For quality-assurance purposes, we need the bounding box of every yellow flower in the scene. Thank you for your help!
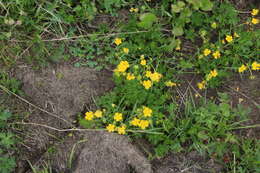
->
[251,9,259,16]
[221,39,225,44]
[138,120,149,130]
[114,61,129,73]
[142,80,152,89]
[114,38,122,46]
[143,106,152,117]
[126,73,135,80]
[94,110,103,118]
[130,118,140,126]
[210,69,218,77]
[123,47,129,54]
[106,124,115,132]
[203,48,211,56]
[129,7,139,13]
[212,50,221,59]
[175,46,181,50]
[85,111,94,120]
[114,112,123,122]
[234,32,239,38]
[238,64,247,73]
[197,80,206,90]
[165,81,177,87]
[140,59,146,66]
[117,125,126,135]
[225,35,233,43]
[145,71,152,78]
[252,18,259,24]
[211,22,217,29]
[149,72,162,82]
[252,61,260,70]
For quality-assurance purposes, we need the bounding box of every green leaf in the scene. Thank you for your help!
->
[200,0,213,11]
[171,4,181,13]
[177,1,186,8]
[138,13,157,29]
[172,26,184,36]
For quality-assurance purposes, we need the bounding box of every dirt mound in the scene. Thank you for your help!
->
[15,64,113,123]
[47,131,152,173]
[13,64,113,170]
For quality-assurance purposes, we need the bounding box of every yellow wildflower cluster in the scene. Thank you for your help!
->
[206,69,218,81]
[114,60,129,73]
[130,106,153,129]
[141,71,162,89]
[106,112,126,134]
[251,9,259,25]
[238,62,260,72]
[85,110,103,121]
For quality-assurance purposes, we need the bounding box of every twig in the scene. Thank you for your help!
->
[9,30,149,42]
[12,122,103,132]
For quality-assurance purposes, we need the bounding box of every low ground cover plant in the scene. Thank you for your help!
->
[0,0,259,172]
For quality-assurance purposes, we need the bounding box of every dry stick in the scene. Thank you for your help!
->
[225,86,259,107]
[0,84,72,126]
[13,122,102,132]
[9,30,149,43]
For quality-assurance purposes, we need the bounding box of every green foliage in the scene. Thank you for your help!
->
[0,72,22,95]
[1,0,259,172]
[138,13,157,29]
[0,109,16,173]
